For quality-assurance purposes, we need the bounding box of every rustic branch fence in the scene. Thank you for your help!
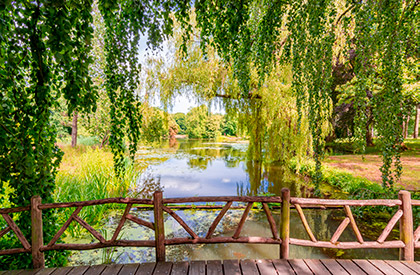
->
[0,188,418,269]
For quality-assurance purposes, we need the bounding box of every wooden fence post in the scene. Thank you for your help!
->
[399,190,414,261]
[154,191,165,262]
[31,196,45,269]
[280,188,290,259]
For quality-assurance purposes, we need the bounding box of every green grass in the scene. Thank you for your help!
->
[55,146,140,236]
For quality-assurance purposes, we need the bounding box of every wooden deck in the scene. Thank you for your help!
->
[2,259,420,275]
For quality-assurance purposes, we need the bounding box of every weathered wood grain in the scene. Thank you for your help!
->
[239,259,258,275]
[304,259,330,275]
[385,260,417,275]
[170,262,188,275]
[272,259,295,275]
[343,205,363,244]
[223,260,241,275]
[335,259,365,275]
[330,217,350,244]
[153,262,172,275]
[134,262,156,275]
[368,260,401,275]
[256,260,277,275]
[295,204,317,243]
[206,260,222,275]
[188,261,205,275]
[352,260,383,275]
[119,264,140,275]
[262,203,279,240]
[288,259,312,274]
[100,264,123,275]
[319,260,347,275]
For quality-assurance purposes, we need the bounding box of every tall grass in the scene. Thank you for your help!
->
[55,146,140,236]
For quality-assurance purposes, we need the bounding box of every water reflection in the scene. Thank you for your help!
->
[66,139,401,265]
[134,139,309,198]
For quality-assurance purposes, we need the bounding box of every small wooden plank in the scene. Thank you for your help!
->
[66,266,89,274]
[272,259,295,275]
[377,210,403,243]
[188,261,205,275]
[295,204,317,242]
[2,270,23,275]
[83,265,106,275]
[330,218,350,244]
[352,260,383,275]
[153,262,172,275]
[223,260,241,275]
[344,205,363,243]
[256,259,277,275]
[15,270,39,275]
[206,260,222,275]
[100,265,124,275]
[335,260,365,275]
[171,262,189,275]
[288,259,313,274]
[34,268,57,275]
[119,264,140,275]
[262,203,279,239]
[384,261,417,275]
[135,263,156,275]
[304,259,331,275]
[319,260,348,274]
[401,261,420,274]
[368,260,402,275]
[240,259,258,275]
[49,267,74,275]
[206,202,232,239]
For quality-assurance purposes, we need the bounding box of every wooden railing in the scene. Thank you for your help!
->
[0,189,418,269]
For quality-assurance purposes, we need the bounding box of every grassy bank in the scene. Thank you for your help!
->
[55,145,140,236]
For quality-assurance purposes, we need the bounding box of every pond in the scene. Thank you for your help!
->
[67,139,400,266]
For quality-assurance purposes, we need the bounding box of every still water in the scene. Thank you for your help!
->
[68,139,400,266]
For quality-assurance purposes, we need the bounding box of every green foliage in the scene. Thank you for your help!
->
[220,116,238,136]
[173,113,187,135]
[185,105,221,139]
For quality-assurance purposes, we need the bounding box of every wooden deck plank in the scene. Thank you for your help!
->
[206,260,222,275]
[352,260,383,275]
[368,260,402,275]
[288,259,312,275]
[16,270,40,275]
[2,271,22,275]
[34,268,57,275]
[188,261,205,275]
[153,262,172,275]
[223,260,240,275]
[67,266,89,275]
[83,265,106,275]
[385,261,417,275]
[49,267,73,275]
[119,264,140,275]
[402,261,420,274]
[304,259,331,275]
[170,262,189,275]
[239,259,258,275]
[256,259,277,275]
[272,259,295,275]
[319,260,348,275]
[100,265,123,275]
[335,260,365,275]
[135,263,156,275]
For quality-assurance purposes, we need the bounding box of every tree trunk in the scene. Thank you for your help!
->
[366,123,374,147]
[71,111,78,148]
[403,116,410,139]
[414,104,419,139]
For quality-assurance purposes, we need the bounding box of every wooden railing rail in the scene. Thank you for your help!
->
[0,189,417,269]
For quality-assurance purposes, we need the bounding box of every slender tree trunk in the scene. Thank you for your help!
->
[403,116,410,139]
[71,111,78,148]
[366,123,374,147]
[414,104,419,139]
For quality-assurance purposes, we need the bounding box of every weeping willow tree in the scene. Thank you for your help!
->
[0,0,418,268]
